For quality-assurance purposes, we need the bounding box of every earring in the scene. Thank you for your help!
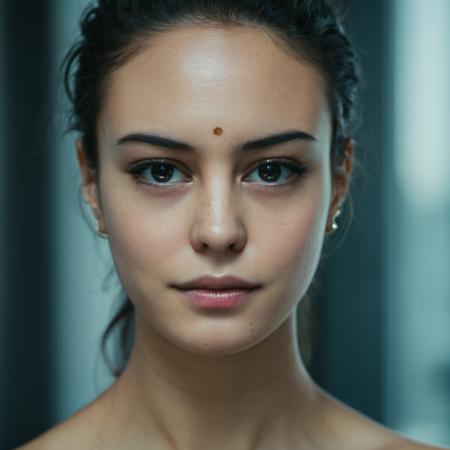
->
[95,220,108,239]
[327,208,342,234]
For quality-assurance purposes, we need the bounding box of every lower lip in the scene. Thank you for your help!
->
[176,288,258,309]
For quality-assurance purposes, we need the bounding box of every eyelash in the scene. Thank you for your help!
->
[127,158,309,190]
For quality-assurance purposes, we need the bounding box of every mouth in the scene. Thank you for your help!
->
[173,287,260,309]
[172,274,261,290]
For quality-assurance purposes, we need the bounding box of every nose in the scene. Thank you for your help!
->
[189,178,247,255]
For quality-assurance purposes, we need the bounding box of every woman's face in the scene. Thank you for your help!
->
[80,25,342,355]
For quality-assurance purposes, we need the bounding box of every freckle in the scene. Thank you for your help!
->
[213,127,223,136]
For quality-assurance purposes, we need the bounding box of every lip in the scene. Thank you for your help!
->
[172,275,261,291]
[175,288,258,309]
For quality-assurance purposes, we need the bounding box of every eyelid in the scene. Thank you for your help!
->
[129,157,187,171]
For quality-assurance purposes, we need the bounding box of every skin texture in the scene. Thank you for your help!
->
[16,25,446,450]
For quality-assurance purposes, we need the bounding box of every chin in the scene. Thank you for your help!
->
[161,319,270,357]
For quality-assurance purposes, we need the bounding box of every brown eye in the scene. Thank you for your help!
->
[257,162,282,182]
[150,161,175,183]
[128,159,189,188]
[245,159,308,186]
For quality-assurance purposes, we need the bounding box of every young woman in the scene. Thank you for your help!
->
[17,1,448,449]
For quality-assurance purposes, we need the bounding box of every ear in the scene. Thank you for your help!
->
[327,139,354,229]
[76,139,107,233]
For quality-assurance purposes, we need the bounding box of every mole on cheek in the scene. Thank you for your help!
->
[213,127,223,136]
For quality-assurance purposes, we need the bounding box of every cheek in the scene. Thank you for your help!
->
[99,183,184,287]
[256,190,328,299]
[97,164,181,288]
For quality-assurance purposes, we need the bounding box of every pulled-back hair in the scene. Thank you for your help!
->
[62,0,361,377]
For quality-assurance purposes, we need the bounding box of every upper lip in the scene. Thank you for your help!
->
[173,275,261,291]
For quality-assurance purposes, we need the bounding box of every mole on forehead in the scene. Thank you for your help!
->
[213,127,223,136]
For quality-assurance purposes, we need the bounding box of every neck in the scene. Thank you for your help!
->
[100,312,321,450]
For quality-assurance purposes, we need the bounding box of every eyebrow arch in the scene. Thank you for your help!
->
[116,129,317,153]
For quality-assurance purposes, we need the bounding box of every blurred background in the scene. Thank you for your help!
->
[1,0,449,448]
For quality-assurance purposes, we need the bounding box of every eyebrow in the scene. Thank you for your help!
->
[116,129,317,153]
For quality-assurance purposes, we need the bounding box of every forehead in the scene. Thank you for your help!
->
[99,25,331,146]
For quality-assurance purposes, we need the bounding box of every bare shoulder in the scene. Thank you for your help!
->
[13,423,71,450]
[312,386,449,450]
[379,438,450,450]
[13,398,105,450]
[13,422,79,450]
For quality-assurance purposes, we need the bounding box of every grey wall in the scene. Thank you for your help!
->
[50,0,118,426]
[310,0,388,422]
[0,0,7,439]
[383,0,450,444]
[1,1,55,448]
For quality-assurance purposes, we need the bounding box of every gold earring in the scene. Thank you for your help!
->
[95,220,108,239]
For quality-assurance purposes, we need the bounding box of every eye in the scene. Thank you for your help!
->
[127,158,308,190]
[244,159,309,187]
[128,159,189,188]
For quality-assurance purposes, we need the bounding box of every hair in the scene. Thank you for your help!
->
[61,0,362,378]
